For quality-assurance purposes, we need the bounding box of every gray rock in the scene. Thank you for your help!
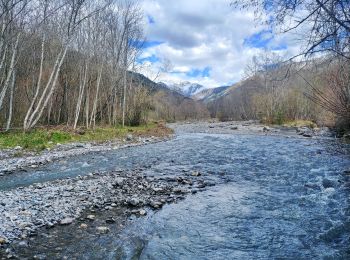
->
[105,218,116,224]
[139,209,147,216]
[302,133,313,138]
[191,171,201,177]
[17,241,28,248]
[86,215,95,221]
[60,218,74,225]
[127,197,140,207]
[263,126,270,132]
[322,178,337,189]
[96,226,110,234]
[149,201,163,209]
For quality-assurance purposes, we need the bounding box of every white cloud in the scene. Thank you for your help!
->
[139,0,303,88]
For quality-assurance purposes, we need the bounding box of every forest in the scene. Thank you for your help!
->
[0,0,349,137]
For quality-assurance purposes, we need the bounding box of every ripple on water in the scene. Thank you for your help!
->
[2,133,350,259]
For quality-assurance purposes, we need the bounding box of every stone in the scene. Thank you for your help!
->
[139,209,147,216]
[152,187,164,193]
[96,226,110,234]
[80,223,88,229]
[127,197,139,207]
[302,133,313,138]
[0,237,7,245]
[191,171,201,177]
[149,201,162,209]
[105,218,116,224]
[230,126,238,130]
[86,215,95,221]
[113,177,124,187]
[75,129,85,135]
[46,222,55,229]
[60,218,74,225]
[17,241,28,248]
[322,178,337,189]
[126,134,133,141]
[263,126,270,132]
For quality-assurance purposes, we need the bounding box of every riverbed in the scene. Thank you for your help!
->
[1,122,349,259]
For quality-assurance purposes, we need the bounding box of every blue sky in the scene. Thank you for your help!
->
[138,0,298,88]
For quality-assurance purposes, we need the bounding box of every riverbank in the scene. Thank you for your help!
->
[170,120,334,138]
[0,122,173,175]
[0,168,211,252]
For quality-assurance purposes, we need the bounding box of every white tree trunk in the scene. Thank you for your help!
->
[5,69,15,131]
[73,62,88,129]
[23,35,45,130]
[0,33,20,111]
[25,46,68,130]
[89,66,102,128]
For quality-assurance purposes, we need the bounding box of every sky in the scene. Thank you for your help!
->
[137,0,302,88]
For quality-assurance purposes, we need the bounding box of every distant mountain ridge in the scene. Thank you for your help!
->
[193,85,231,102]
[161,81,205,97]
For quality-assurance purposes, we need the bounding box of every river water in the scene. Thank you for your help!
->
[2,131,350,259]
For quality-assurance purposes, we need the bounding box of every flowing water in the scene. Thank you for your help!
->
[2,131,350,259]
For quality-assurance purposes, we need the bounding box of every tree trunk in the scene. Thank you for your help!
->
[5,69,15,131]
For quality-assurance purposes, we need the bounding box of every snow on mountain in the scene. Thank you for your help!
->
[193,85,231,102]
[161,81,205,97]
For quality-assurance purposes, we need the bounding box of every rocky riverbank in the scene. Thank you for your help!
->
[0,167,212,257]
[0,135,170,176]
[170,120,335,138]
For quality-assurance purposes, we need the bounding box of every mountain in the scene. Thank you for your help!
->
[161,81,205,97]
[193,85,231,102]
[128,72,210,121]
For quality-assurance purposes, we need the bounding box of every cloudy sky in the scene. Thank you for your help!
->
[138,0,302,88]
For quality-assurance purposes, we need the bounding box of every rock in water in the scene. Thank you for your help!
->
[139,209,147,216]
[322,178,337,189]
[60,218,74,225]
[302,133,313,138]
[263,126,270,132]
[191,171,201,177]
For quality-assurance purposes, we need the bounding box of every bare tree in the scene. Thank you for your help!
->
[232,0,350,59]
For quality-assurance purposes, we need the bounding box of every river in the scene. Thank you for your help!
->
[1,126,350,259]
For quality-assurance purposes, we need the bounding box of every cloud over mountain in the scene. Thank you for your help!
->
[139,0,301,88]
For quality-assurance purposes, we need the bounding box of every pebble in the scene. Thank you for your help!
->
[191,171,201,177]
[105,218,116,224]
[60,218,74,225]
[139,209,147,216]
[0,237,7,244]
[96,227,110,234]
[80,224,88,229]
[86,215,96,221]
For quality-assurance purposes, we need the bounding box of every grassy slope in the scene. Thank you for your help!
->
[0,122,173,151]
